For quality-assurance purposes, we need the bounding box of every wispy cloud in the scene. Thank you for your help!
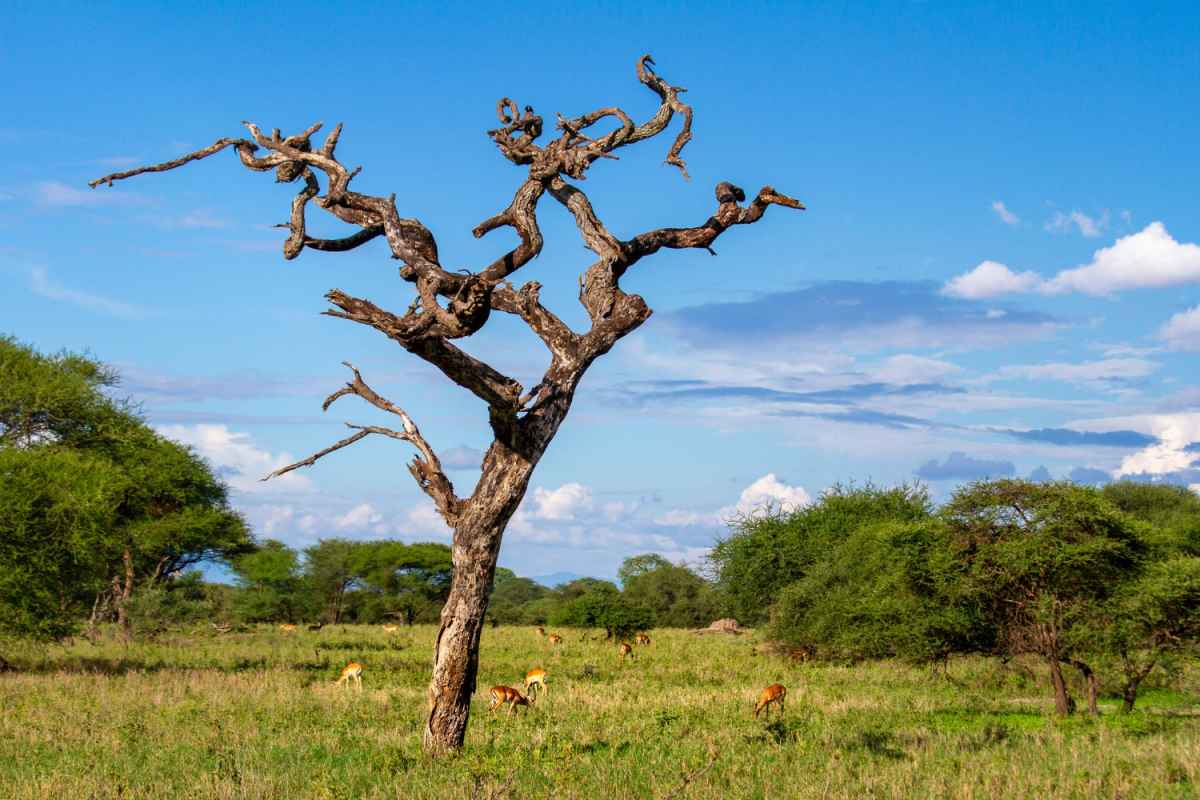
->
[155,423,313,493]
[34,180,144,208]
[991,200,1020,226]
[28,266,146,318]
[1045,208,1109,238]
[915,451,1015,481]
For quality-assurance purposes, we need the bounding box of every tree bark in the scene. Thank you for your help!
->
[116,546,135,642]
[422,450,534,754]
[1048,657,1074,716]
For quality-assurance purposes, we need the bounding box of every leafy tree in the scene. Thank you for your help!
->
[1090,556,1200,712]
[352,541,452,624]
[549,580,652,639]
[0,447,122,640]
[768,519,987,663]
[125,571,225,636]
[939,480,1142,715]
[303,539,361,623]
[710,483,933,624]
[619,554,718,628]
[1102,482,1200,555]
[487,568,549,625]
[231,540,307,622]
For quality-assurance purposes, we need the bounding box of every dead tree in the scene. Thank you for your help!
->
[90,55,804,754]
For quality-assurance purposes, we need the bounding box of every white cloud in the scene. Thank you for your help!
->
[1043,222,1200,295]
[653,509,713,527]
[335,503,385,532]
[529,483,594,520]
[155,424,312,493]
[1191,484,1200,496]
[1078,413,1200,479]
[942,260,1043,299]
[726,473,811,518]
[991,201,1019,226]
[1045,209,1108,238]
[987,358,1159,386]
[1160,306,1200,351]
[29,266,145,319]
[871,354,961,385]
[943,223,1200,298]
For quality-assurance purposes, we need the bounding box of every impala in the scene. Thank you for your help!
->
[278,624,298,633]
[618,642,634,660]
[535,626,546,637]
[337,662,364,690]
[754,684,787,719]
[524,668,548,697]
[488,686,533,717]
[548,634,563,645]
[382,624,399,634]
[635,633,651,646]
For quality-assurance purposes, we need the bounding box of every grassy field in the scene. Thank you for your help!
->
[1,626,1198,799]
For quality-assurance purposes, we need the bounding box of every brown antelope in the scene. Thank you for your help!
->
[488,685,533,717]
[619,642,635,660]
[382,624,399,634]
[548,633,563,646]
[336,662,364,690]
[524,668,548,697]
[278,623,298,633]
[635,633,651,646]
[753,683,787,719]
[535,626,546,637]
[307,622,324,632]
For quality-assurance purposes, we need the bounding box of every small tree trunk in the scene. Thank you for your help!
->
[116,547,135,642]
[1048,657,1074,716]
[1067,659,1099,715]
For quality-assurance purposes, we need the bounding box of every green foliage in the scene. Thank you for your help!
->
[125,571,226,635]
[231,540,308,623]
[0,447,123,639]
[1102,481,1200,555]
[710,483,933,624]
[620,555,719,628]
[549,580,652,638]
[487,569,549,625]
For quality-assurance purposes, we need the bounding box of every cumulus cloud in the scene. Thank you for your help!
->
[529,483,594,520]
[1045,209,1108,238]
[991,201,1020,226]
[155,424,312,492]
[727,474,811,516]
[1160,306,1200,351]
[943,223,1200,298]
[941,261,1043,299]
[915,452,1015,481]
[334,503,386,532]
[1090,413,1200,480]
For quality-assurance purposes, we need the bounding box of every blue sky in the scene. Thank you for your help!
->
[3,1,1199,579]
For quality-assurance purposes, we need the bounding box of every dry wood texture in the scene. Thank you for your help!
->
[90,55,804,754]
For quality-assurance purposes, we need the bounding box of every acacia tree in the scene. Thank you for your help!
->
[90,55,803,753]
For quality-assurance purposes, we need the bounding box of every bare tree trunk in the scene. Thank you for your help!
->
[116,547,135,642]
[423,452,533,754]
[1067,659,1098,715]
[1048,657,1074,716]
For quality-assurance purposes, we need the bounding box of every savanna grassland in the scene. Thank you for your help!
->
[1,626,1197,800]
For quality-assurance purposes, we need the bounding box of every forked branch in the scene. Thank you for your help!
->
[264,362,462,523]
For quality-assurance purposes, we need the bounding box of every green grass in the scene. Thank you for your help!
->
[1,626,1198,799]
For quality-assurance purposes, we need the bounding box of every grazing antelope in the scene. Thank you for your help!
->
[524,668,548,697]
[535,626,546,637]
[488,685,533,717]
[548,633,563,646]
[336,662,364,690]
[618,642,635,660]
[278,624,298,633]
[635,633,651,646]
[210,622,233,634]
[307,622,324,632]
[753,683,787,719]
[382,624,399,634]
